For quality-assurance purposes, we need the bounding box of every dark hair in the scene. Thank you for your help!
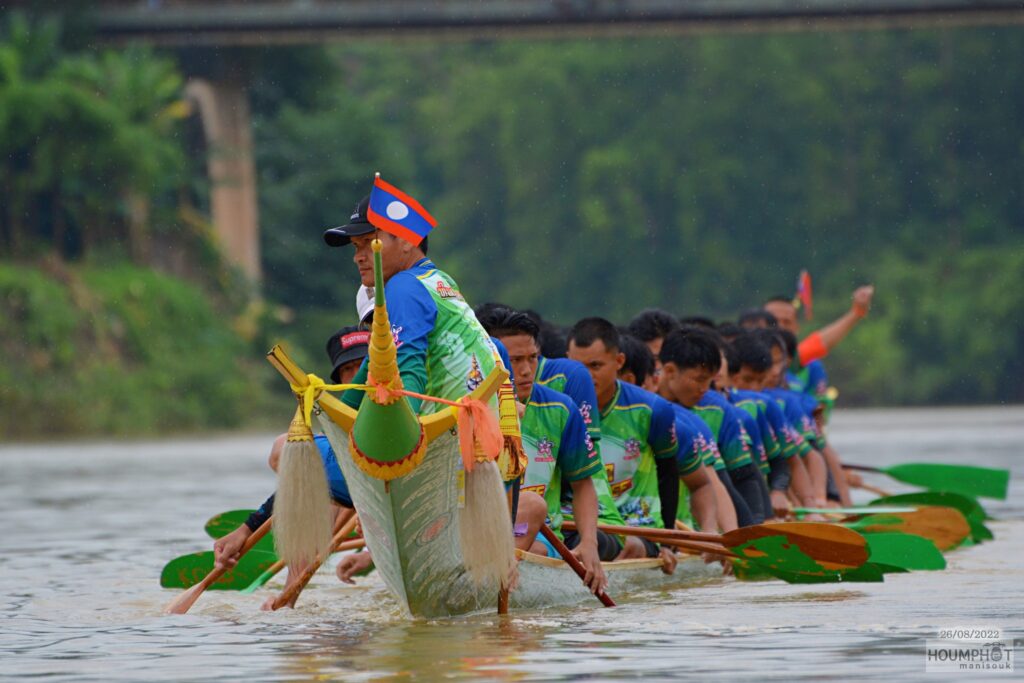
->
[475,301,512,321]
[717,322,743,342]
[569,317,620,352]
[730,332,773,374]
[678,315,715,330]
[618,333,656,386]
[738,308,778,329]
[521,308,567,358]
[723,340,740,375]
[477,306,539,342]
[753,328,786,355]
[627,308,680,343]
[659,327,722,373]
[777,329,799,360]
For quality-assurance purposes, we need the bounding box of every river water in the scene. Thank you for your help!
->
[2,406,1021,681]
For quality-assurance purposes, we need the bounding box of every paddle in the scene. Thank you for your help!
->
[794,506,916,516]
[269,512,361,610]
[538,524,616,607]
[861,532,946,570]
[571,521,870,572]
[844,463,1009,500]
[205,509,277,554]
[869,491,993,542]
[161,549,277,590]
[843,506,971,552]
[164,517,272,615]
[204,509,256,538]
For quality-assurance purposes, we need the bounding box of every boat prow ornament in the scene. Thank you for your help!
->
[265,238,518,616]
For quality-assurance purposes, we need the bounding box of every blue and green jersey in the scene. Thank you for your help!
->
[599,381,679,528]
[693,390,754,471]
[521,383,620,535]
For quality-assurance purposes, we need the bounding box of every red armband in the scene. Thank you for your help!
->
[798,331,828,366]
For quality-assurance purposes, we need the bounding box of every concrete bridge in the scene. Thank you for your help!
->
[14,1,1022,283]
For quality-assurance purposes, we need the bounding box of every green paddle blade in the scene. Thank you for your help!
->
[205,509,257,538]
[869,492,994,543]
[160,549,278,590]
[869,492,987,522]
[759,562,886,584]
[863,532,946,571]
[881,463,1009,500]
[204,510,277,553]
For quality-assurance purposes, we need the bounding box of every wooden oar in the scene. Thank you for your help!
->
[204,509,257,538]
[269,512,361,610]
[794,506,916,516]
[161,549,277,590]
[869,491,993,542]
[843,506,971,552]
[854,482,892,498]
[538,525,615,607]
[568,521,869,571]
[844,463,1009,500]
[164,517,272,615]
[861,532,946,571]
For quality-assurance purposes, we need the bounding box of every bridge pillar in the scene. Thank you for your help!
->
[185,77,261,284]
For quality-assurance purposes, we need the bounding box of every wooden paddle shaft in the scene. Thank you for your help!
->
[538,525,615,608]
[164,516,273,614]
[271,512,361,610]
[660,538,739,559]
[564,521,727,547]
[843,464,882,473]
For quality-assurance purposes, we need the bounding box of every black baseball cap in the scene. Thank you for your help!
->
[326,325,370,382]
[323,195,375,247]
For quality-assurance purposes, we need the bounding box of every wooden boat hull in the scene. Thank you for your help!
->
[320,414,717,617]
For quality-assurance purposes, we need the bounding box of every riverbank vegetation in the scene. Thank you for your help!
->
[1,11,1021,436]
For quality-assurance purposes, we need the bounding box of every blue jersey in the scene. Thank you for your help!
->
[671,404,720,474]
[730,396,768,472]
[316,434,353,507]
[787,359,828,399]
[732,388,797,461]
[694,390,754,470]
[763,388,816,458]
[536,356,600,444]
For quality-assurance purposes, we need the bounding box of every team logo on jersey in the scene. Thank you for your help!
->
[611,477,633,496]
[391,324,404,349]
[668,421,678,446]
[465,354,484,392]
[578,402,593,426]
[535,438,555,463]
[435,280,462,300]
[584,432,597,459]
[623,438,642,461]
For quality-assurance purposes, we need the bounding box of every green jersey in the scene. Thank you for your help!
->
[599,381,679,528]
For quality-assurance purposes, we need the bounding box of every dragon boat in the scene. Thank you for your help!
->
[266,240,718,618]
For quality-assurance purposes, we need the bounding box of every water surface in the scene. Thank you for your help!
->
[2,407,1021,681]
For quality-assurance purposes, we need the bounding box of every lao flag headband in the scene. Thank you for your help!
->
[366,175,436,246]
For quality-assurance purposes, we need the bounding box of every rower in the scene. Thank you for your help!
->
[756,329,834,509]
[567,318,682,572]
[616,333,722,534]
[723,333,805,519]
[212,326,368,607]
[656,327,770,527]
[480,308,610,594]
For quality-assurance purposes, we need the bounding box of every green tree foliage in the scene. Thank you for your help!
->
[0,12,186,260]
[254,29,1023,405]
